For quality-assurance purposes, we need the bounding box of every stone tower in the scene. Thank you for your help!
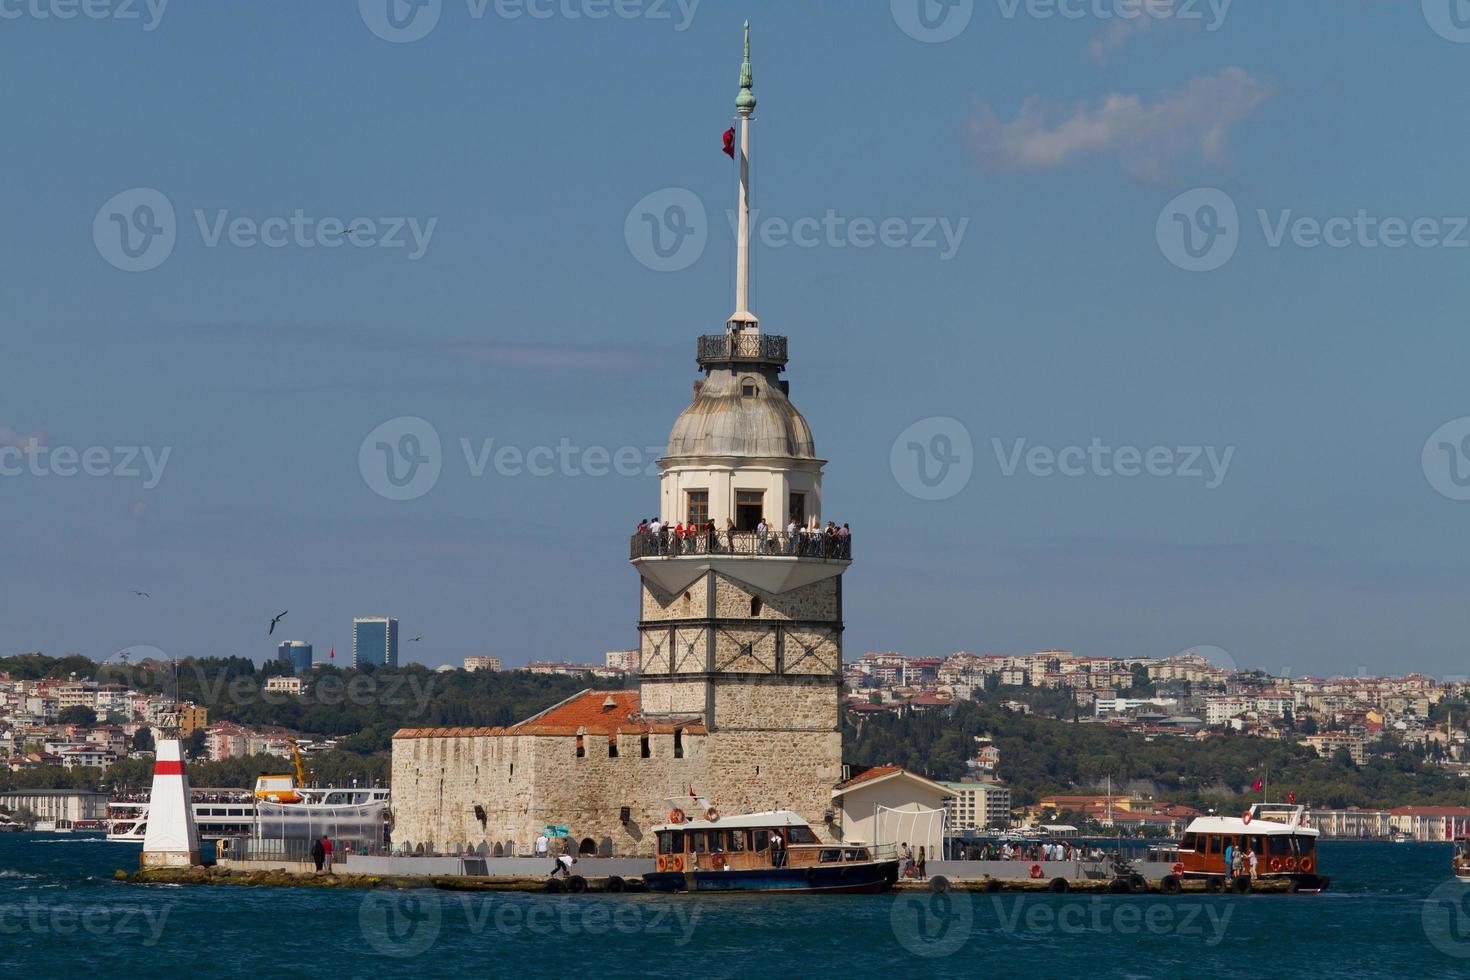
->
[631,23,849,761]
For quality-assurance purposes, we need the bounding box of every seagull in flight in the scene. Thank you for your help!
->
[268,610,288,635]
[131,591,149,598]
[408,635,423,642]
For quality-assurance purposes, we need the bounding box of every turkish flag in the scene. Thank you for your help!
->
[1252,778,1263,792]
[329,647,335,659]
[1288,791,1296,804]
[722,127,735,158]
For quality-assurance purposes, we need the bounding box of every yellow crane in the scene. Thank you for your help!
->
[252,736,308,804]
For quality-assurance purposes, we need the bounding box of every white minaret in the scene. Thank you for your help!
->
[730,19,757,332]
[140,724,202,868]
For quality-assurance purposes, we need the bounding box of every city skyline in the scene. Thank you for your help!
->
[7,5,1470,677]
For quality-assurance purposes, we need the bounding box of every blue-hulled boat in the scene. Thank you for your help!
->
[642,808,899,894]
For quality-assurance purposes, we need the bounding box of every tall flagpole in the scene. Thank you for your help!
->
[731,20,757,331]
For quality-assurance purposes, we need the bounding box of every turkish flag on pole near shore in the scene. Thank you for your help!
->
[1252,778,1263,793]
[329,647,335,660]
[722,127,735,158]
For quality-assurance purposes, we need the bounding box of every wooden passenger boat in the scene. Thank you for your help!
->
[1176,804,1329,893]
[643,808,899,894]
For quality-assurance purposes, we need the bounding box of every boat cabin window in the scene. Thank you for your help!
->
[818,849,843,863]
[786,826,819,845]
[657,831,684,855]
[688,831,709,854]
[845,849,865,862]
[1266,836,1292,857]
[729,830,747,852]
[1179,833,1197,852]
[753,830,769,852]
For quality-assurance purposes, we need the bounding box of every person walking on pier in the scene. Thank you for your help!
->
[323,836,334,874]
[550,853,576,878]
[916,846,927,881]
[310,836,326,873]
[1223,839,1235,881]
[536,832,550,858]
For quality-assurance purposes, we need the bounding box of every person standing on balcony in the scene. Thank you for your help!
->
[705,520,716,553]
[838,523,851,558]
[786,517,798,555]
[756,517,769,554]
[725,517,737,552]
[649,516,664,555]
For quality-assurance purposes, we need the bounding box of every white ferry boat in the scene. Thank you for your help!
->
[108,782,389,844]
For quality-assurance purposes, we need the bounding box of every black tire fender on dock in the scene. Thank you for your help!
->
[1287,877,1302,894]
[1128,875,1148,894]
[804,866,817,882]
[604,875,625,893]
[1204,877,1223,893]
[983,879,1002,893]
[1159,875,1182,895]
[1109,878,1130,894]
[929,875,950,894]
[545,878,565,894]
[567,875,588,894]
[1232,876,1251,894]
[1048,877,1069,894]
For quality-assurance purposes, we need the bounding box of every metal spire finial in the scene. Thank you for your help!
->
[736,20,755,113]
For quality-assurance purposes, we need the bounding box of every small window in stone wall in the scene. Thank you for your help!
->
[640,734,651,758]
[608,737,618,758]
[750,596,762,616]
[674,728,684,759]
[576,735,585,758]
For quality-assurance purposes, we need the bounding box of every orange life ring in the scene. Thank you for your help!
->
[669,808,686,824]
[1171,862,1185,876]
[711,853,726,870]
[1298,856,1313,873]
[656,855,666,872]
[1269,857,1282,872]
[671,855,683,872]
[1283,856,1298,872]
[706,807,719,822]
[1241,810,1252,825]
[1029,863,1043,879]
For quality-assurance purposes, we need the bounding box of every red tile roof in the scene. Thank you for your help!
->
[834,765,902,789]
[393,690,707,740]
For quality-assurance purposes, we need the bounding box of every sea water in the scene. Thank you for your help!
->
[0,834,1466,978]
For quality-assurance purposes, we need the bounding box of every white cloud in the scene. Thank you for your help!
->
[966,67,1269,181]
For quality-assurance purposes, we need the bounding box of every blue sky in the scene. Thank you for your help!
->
[4,1,1470,678]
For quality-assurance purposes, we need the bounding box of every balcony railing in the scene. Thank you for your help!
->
[631,530,851,561]
[696,333,788,366]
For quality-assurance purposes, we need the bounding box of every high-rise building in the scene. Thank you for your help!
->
[352,617,399,669]
[276,641,313,674]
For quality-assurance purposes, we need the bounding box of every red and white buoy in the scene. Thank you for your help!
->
[140,738,201,868]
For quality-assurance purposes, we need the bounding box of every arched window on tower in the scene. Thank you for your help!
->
[741,379,758,397]
[750,596,762,616]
